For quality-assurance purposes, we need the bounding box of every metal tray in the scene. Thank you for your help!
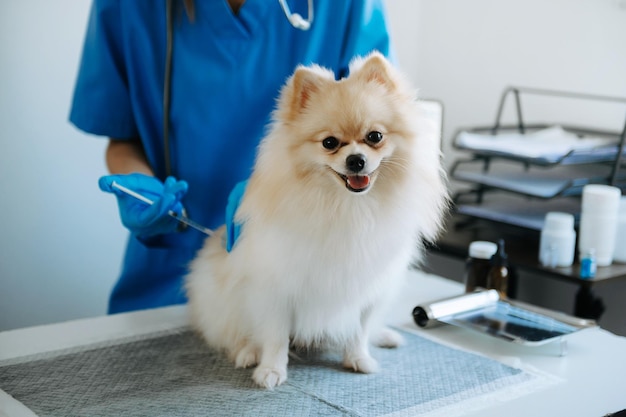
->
[413,290,596,346]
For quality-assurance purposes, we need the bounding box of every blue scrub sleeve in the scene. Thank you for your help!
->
[69,0,139,138]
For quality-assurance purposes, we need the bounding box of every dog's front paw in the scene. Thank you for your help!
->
[252,366,287,389]
[343,354,380,374]
[371,327,405,348]
[234,344,259,369]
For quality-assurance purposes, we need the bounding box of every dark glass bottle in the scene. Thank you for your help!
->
[487,239,509,298]
[464,241,498,293]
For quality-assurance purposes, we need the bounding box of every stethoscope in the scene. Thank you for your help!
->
[278,0,314,31]
[162,0,314,176]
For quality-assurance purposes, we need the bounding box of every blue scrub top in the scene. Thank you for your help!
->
[70,0,394,314]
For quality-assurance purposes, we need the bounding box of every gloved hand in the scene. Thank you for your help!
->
[99,173,188,239]
[225,180,248,252]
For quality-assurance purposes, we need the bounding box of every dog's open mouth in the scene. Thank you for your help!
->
[337,173,372,193]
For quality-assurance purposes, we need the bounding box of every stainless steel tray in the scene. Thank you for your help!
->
[413,290,597,346]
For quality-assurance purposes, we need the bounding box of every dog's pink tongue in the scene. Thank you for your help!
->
[347,175,370,190]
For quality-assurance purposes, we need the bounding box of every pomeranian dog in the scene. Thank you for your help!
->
[186,52,448,389]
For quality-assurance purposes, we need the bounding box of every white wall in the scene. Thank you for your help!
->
[386,0,626,165]
[1,0,625,331]
[0,1,126,330]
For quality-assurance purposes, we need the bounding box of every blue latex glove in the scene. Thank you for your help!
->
[225,180,248,252]
[99,173,188,239]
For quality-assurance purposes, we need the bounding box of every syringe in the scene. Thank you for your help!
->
[111,181,213,236]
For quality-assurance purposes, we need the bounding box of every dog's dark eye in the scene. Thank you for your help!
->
[366,131,383,144]
[322,136,340,150]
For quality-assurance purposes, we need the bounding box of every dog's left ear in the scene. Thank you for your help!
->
[353,52,396,91]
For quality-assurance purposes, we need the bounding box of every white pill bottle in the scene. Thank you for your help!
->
[539,212,576,268]
[613,197,626,263]
[578,184,621,267]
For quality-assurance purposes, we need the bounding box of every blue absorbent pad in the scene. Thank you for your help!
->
[0,328,549,416]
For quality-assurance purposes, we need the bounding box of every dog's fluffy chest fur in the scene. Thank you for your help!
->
[225,202,415,348]
[246,190,415,308]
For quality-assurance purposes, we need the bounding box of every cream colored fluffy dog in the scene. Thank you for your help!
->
[186,52,448,389]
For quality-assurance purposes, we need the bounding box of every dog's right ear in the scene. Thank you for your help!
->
[284,65,332,121]
[351,52,397,92]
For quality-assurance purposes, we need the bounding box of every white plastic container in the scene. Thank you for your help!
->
[578,185,621,267]
[539,212,576,267]
[613,197,626,263]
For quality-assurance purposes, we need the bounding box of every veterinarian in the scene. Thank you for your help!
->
[70,0,395,314]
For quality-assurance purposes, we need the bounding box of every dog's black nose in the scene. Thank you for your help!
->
[346,154,366,173]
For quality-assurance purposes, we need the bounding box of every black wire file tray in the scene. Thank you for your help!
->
[450,87,626,229]
[452,160,626,200]
[454,124,626,166]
